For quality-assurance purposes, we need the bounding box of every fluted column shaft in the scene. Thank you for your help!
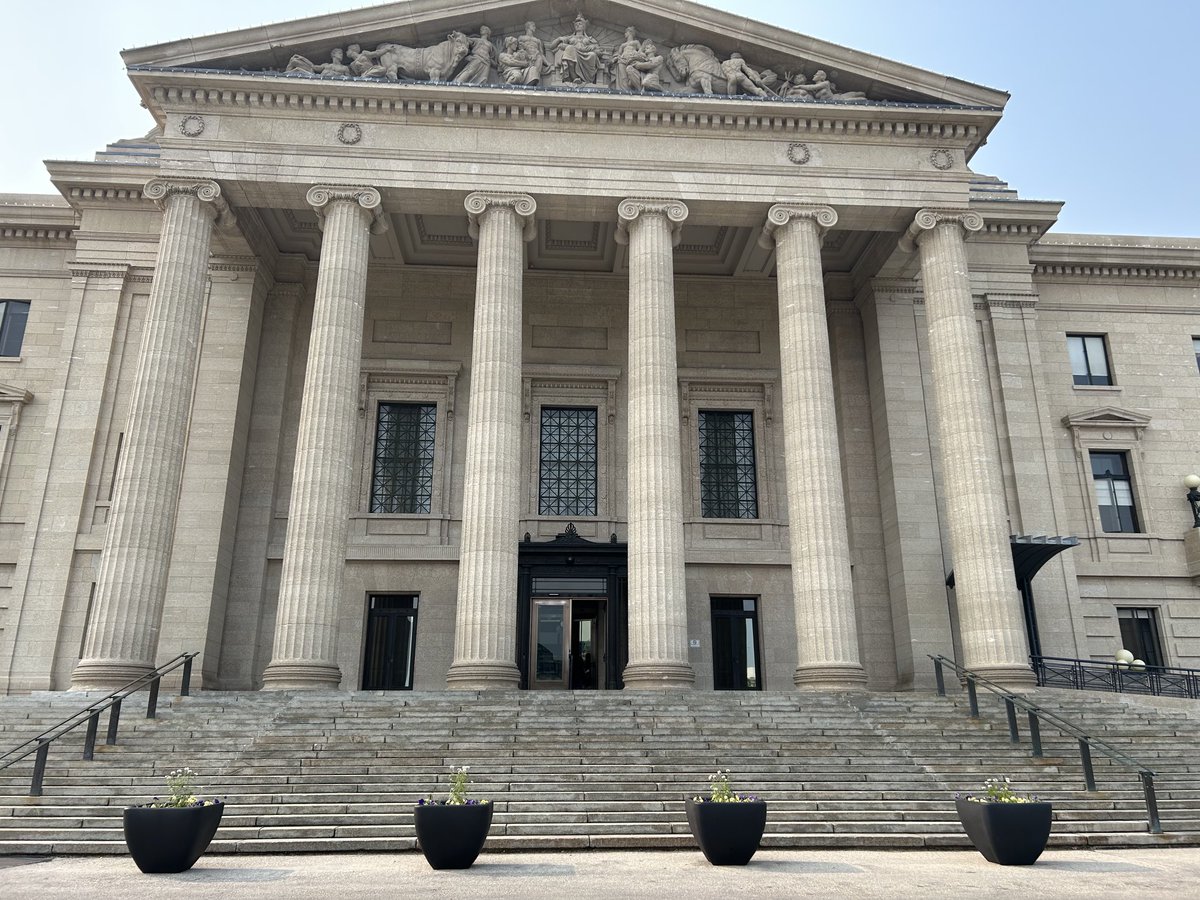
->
[72,180,231,690]
[262,186,386,690]
[447,192,536,690]
[762,205,867,690]
[618,199,695,689]
[907,209,1033,686]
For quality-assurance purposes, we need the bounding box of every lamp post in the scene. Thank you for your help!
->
[1185,474,1200,528]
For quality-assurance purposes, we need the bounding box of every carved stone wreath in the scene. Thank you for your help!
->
[337,123,363,146]
[786,142,812,166]
[930,148,954,170]
[178,115,205,138]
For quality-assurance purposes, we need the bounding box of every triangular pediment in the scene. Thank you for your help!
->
[121,0,1007,108]
[1062,407,1152,431]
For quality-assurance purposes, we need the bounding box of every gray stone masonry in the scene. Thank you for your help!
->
[71,180,232,690]
[448,193,536,690]
[263,187,386,691]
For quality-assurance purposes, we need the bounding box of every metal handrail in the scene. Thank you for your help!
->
[1033,654,1200,700]
[929,654,1161,834]
[0,652,197,796]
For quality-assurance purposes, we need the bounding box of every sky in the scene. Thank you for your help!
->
[3,0,1198,237]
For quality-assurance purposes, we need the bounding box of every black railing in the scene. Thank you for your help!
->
[1033,655,1200,700]
[930,655,1161,834]
[0,652,197,797]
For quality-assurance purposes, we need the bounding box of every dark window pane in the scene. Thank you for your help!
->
[711,597,761,691]
[1193,337,1200,374]
[362,594,419,690]
[1118,608,1164,668]
[0,301,30,357]
[698,411,758,519]
[539,407,598,516]
[370,403,436,514]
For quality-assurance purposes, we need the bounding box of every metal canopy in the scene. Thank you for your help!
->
[945,534,1080,589]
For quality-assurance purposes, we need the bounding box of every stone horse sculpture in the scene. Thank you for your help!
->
[375,31,471,82]
[666,45,729,95]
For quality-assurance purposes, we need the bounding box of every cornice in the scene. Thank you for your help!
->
[134,69,996,148]
[0,226,74,242]
[1032,263,1200,282]
[1030,236,1200,282]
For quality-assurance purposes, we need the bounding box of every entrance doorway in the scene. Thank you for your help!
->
[529,598,606,689]
[518,525,627,690]
[361,594,418,690]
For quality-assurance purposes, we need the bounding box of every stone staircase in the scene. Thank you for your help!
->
[1,687,1198,855]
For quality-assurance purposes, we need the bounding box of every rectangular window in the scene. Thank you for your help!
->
[1091,451,1139,533]
[538,406,598,516]
[698,410,758,519]
[370,403,436,514]
[1193,337,1200,373]
[1117,607,1164,669]
[1067,334,1111,386]
[0,301,30,357]
[711,597,762,690]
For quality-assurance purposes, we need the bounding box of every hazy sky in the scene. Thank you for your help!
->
[4,1,1197,236]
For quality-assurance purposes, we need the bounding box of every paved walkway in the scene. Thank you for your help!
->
[2,848,1198,899]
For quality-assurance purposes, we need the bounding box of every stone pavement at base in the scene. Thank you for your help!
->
[2,849,1199,899]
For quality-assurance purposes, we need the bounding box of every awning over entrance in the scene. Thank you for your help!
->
[945,534,1080,658]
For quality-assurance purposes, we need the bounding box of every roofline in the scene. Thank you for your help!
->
[120,0,1009,109]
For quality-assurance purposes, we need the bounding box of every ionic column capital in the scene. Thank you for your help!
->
[306,185,389,235]
[465,191,538,242]
[901,208,984,251]
[143,178,235,230]
[615,198,688,247]
[758,203,838,249]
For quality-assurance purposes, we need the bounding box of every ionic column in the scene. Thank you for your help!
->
[761,204,867,690]
[262,186,387,690]
[617,198,695,689]
[446,192,537,690]
[904,209,1033,686]
[72,179,233,690]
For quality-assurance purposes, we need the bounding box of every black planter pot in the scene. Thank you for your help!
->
[955,798,1053,865]
[684,798,767,866]
[414,802,493,869]
[122,801,224,874]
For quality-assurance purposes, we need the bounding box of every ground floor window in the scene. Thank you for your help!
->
[711,597,762,690]
[362,594,418,690]
[1117,607,1164,668]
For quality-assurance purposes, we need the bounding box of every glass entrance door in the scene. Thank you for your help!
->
[529,598,606,689]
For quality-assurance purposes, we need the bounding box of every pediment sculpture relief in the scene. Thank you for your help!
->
[276,15,876,102]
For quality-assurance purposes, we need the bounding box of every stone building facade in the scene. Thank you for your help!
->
[0,0,1197,696]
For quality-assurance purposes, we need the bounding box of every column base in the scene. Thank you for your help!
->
[260,660,342,691]
[793,663,869,691]
[622,661,695,690]
[966,662,1037,689]
[445,660,521,691]
[70,658,154,692]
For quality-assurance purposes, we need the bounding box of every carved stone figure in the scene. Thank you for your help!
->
[613,27,643,92]
[720,53,769,97]
[550,14,602,85]
[782,73,815,99]
[285,48,352,77]
[375,31,471,82]
[346,44,387,79]
[806,70,866,101]
[499,35,537,85]
[517,21,549,86]
[453,26,495,84]
[628,40,667,93]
